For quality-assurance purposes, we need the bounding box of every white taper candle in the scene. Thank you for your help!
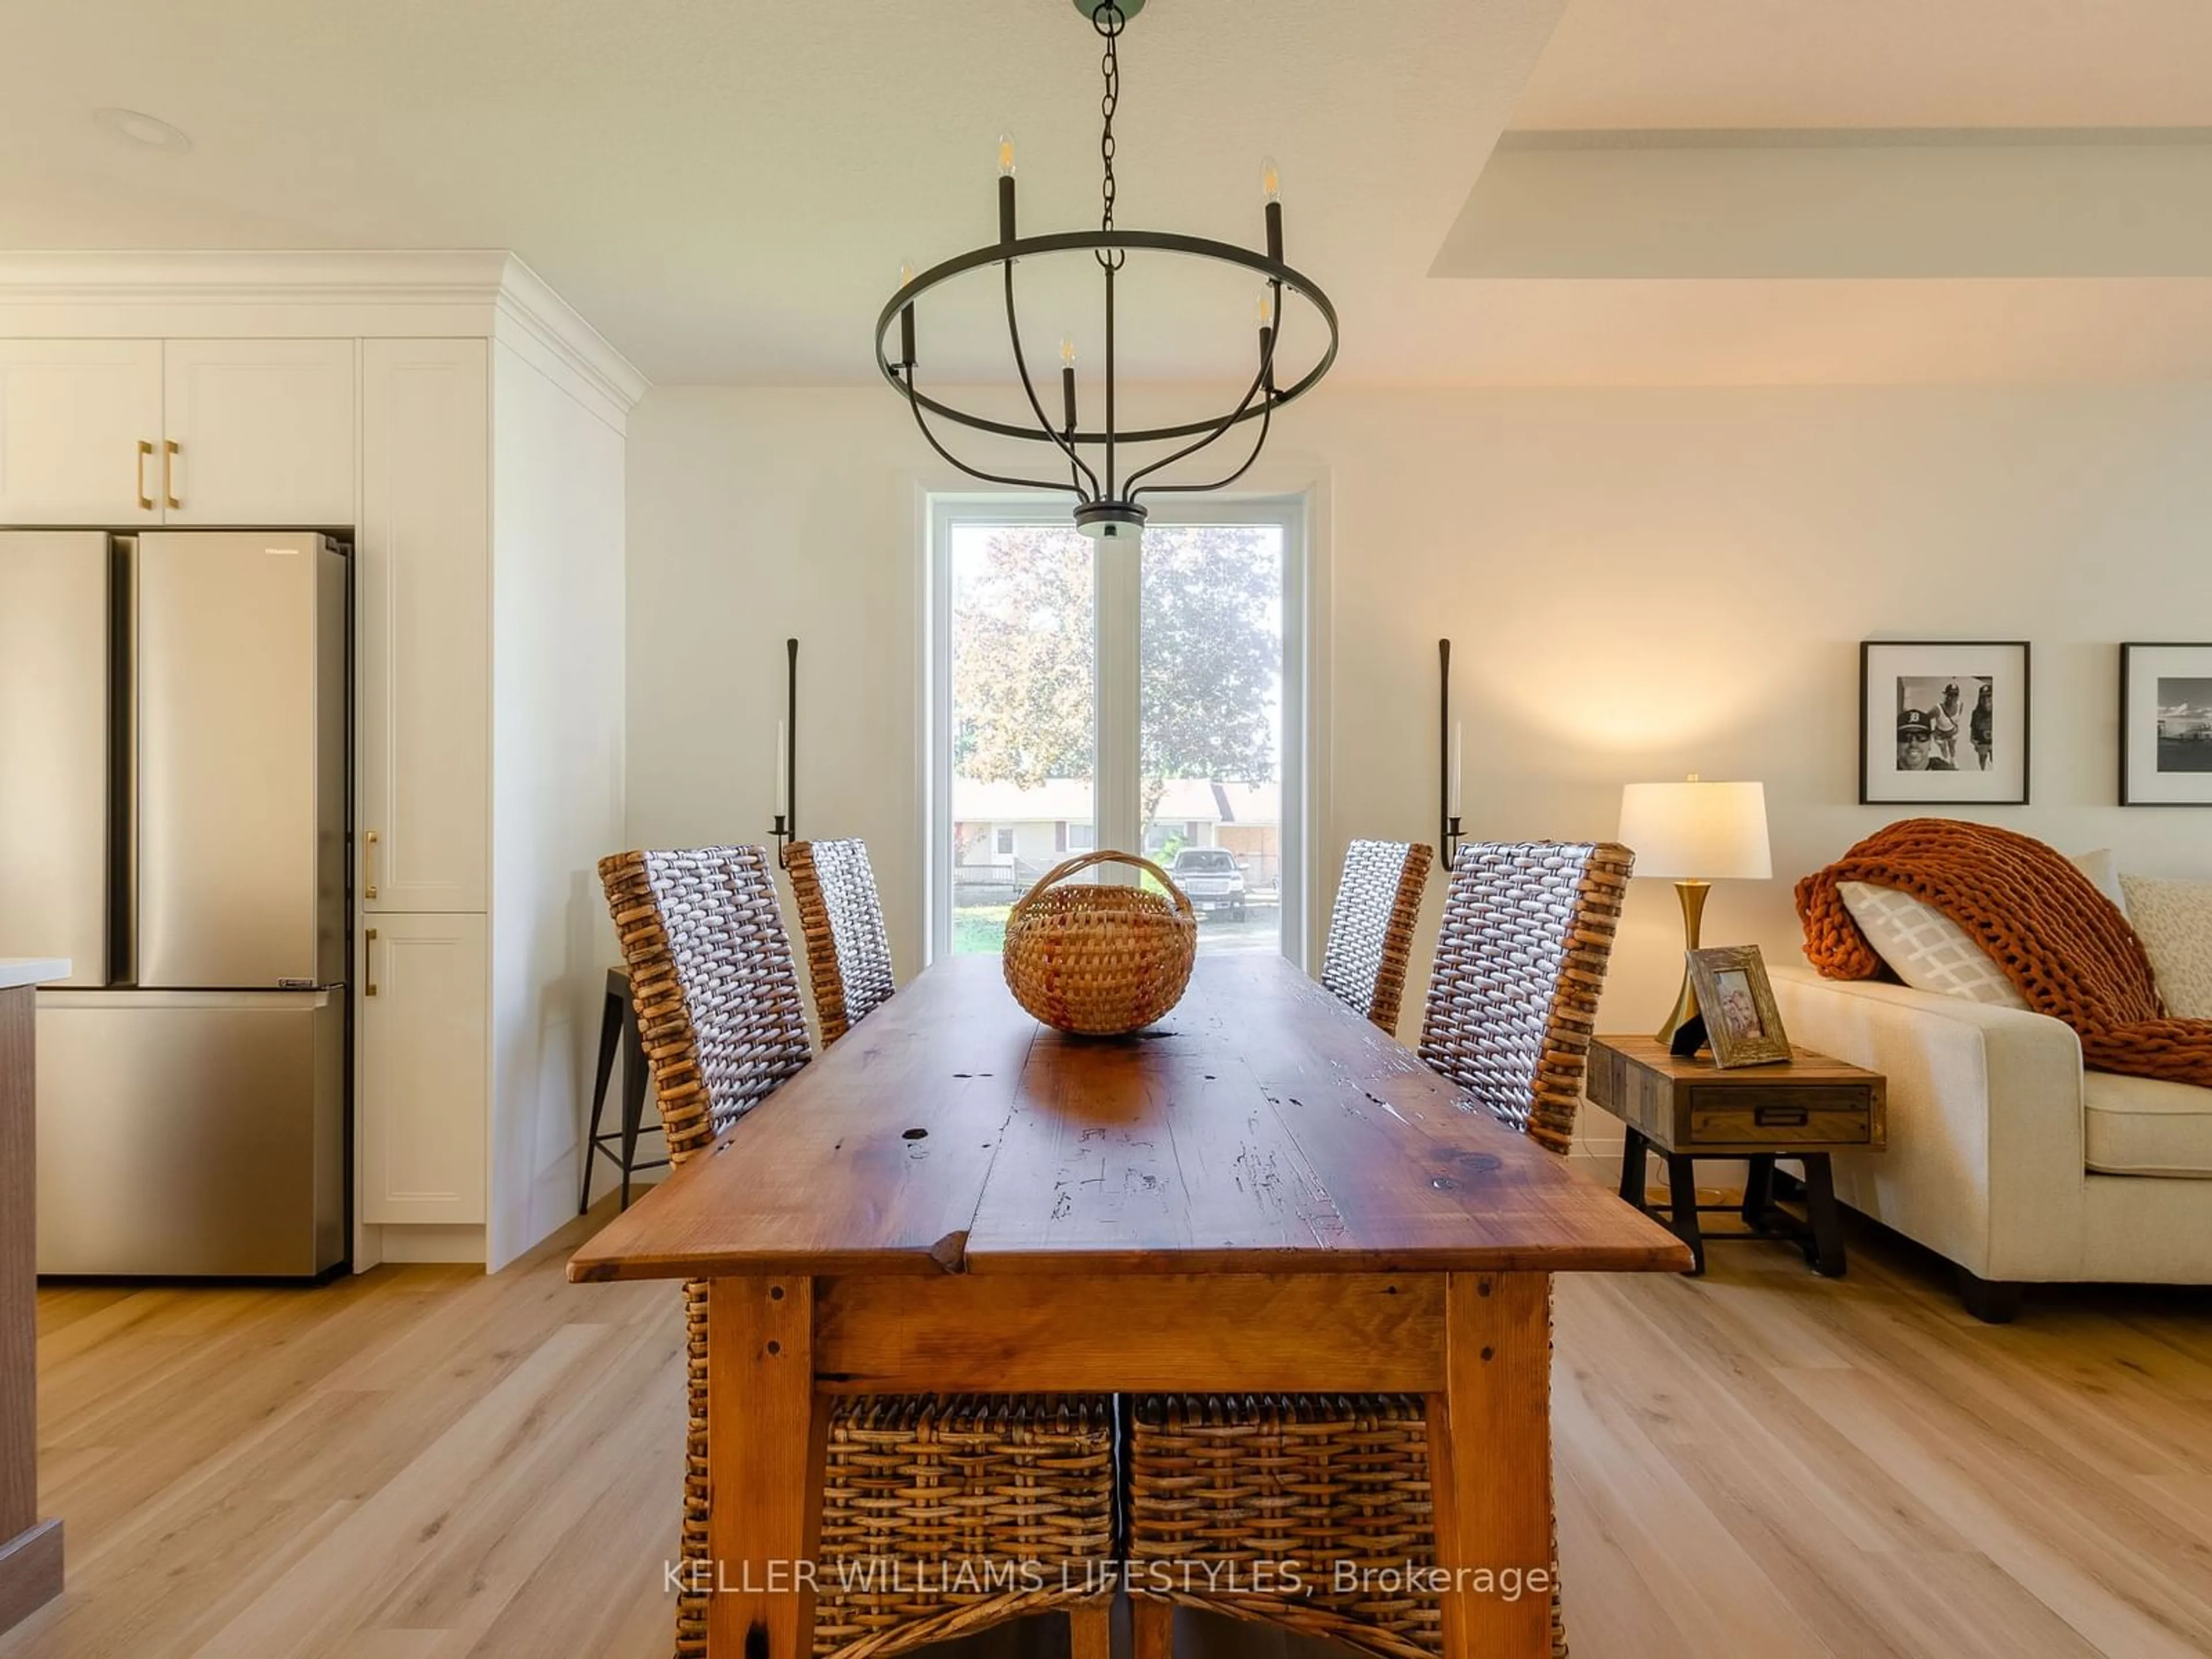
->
[774,719,789,819]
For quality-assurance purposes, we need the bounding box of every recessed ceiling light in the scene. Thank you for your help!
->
[93,107,192,154]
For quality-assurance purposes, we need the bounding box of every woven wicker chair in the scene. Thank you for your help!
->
[785,838,896,1046]
[598,845,1115,1659]
[1127,840,1635,1659]
[1319,838,1434,1032]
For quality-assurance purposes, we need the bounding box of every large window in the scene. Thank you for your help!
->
[931,499,1305,965]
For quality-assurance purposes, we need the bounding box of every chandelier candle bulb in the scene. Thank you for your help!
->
[996,131,1018,243]
[774,720,788,820]
[1060,339,1078,433]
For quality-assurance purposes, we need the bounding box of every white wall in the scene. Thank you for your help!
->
[489,341,627,1267]
[627,382,2212,1139]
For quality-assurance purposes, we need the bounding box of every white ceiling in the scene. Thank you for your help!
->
[1512,0,2212,130]
[3,1,2211,388]
[0,0,1563,386]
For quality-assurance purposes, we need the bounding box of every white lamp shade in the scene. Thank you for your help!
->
[1618,781,1772,881]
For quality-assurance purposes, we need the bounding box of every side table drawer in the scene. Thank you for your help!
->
[1688,1085,1873,1146]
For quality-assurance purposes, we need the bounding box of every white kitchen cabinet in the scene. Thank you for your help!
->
[358,339,490,914]
[359,911,488,1225]
[161,339,355,525]
[0,254,641,1272]
[0,339,163,524]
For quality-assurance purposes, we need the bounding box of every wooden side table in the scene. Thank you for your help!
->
[1585,1035,1886,1278]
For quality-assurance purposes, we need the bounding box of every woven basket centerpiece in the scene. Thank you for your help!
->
[1002,850,1198,1035]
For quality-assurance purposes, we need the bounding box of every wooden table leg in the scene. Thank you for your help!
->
[1428,1272,1553,1659]
[707,1277,830,1659]
[1131,1596,1173,1659]
[1071,1604,1115,1659]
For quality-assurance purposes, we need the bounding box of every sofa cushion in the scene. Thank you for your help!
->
[2085,1070,2212,1178]
[2118,874,2212,1020]
[1838,880,2029,1009]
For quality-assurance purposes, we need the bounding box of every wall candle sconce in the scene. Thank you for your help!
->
[1438,638,1464,871]
[770,637,797,867]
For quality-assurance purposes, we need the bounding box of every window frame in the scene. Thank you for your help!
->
[927,493,1310,968]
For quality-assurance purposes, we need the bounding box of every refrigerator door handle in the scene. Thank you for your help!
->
[112,535,137,986]
[365,927,378,997]
[364,829,378,900]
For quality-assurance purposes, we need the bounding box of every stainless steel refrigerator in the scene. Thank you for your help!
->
[0,530,348,1277]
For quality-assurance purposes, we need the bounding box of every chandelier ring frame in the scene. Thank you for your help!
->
[874,227,1339,449]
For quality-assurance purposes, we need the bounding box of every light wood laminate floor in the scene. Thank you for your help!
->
[3,1199,2209,1659]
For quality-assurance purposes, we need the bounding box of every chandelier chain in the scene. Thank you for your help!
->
[1093,3,1126,266]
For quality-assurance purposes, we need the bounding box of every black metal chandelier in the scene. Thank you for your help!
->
[875,0,1338,542]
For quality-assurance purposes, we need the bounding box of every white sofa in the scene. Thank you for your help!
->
[1770,964,2212,1321]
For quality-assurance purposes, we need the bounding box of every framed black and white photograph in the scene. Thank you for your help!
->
[1860,641,2030,805]
[2121,642,2212,806]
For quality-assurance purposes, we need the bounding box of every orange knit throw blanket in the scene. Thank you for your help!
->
[1797,818,2212,1088]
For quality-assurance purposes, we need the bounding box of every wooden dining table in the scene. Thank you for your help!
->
[570,952,1691,1659]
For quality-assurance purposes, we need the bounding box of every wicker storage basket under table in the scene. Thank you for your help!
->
[813,1395,1116,1659]
[1001,850,1198,1035]
[1128,1385,1566,1659]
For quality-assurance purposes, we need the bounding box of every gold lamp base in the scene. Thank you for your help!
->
[1655,879,1711,1048]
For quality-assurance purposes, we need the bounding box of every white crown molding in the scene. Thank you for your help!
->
[0,249,649,412]
[490,253,650,418]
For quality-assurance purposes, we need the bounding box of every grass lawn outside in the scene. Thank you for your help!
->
[953,904,1012,954]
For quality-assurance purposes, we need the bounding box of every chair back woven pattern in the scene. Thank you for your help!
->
[1320,839,1434,1032]
[599,844,812,1659]
[786,838,897,1046]
[600,845,1114,1659]
[599,844,811,1161]
[1417,840,1634,1156]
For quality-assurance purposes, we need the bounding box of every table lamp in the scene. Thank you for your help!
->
[1618,777,1772,1046]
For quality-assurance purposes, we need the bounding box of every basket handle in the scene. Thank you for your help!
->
[1010,849,1196,922]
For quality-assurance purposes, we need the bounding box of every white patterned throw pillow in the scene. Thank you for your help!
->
[2118,876,2212,1020]
[1838,880,2029,1009]
[2071,849,2130,918]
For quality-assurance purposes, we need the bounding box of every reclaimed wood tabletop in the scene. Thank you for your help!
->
[569,952,1687,1284]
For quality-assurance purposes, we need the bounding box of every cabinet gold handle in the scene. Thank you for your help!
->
[366,927,378,997]
[162,439,181,509]
[136,440,154,511]
[364,830,378,900]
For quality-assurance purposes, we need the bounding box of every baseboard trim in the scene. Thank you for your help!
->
[376,1224,487,1266]
[0,1517,63,1635]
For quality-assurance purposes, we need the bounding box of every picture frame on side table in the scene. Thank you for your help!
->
[2120,642,2212,806]
[1861,639,2030,805]
[1685,944,1794,1069]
